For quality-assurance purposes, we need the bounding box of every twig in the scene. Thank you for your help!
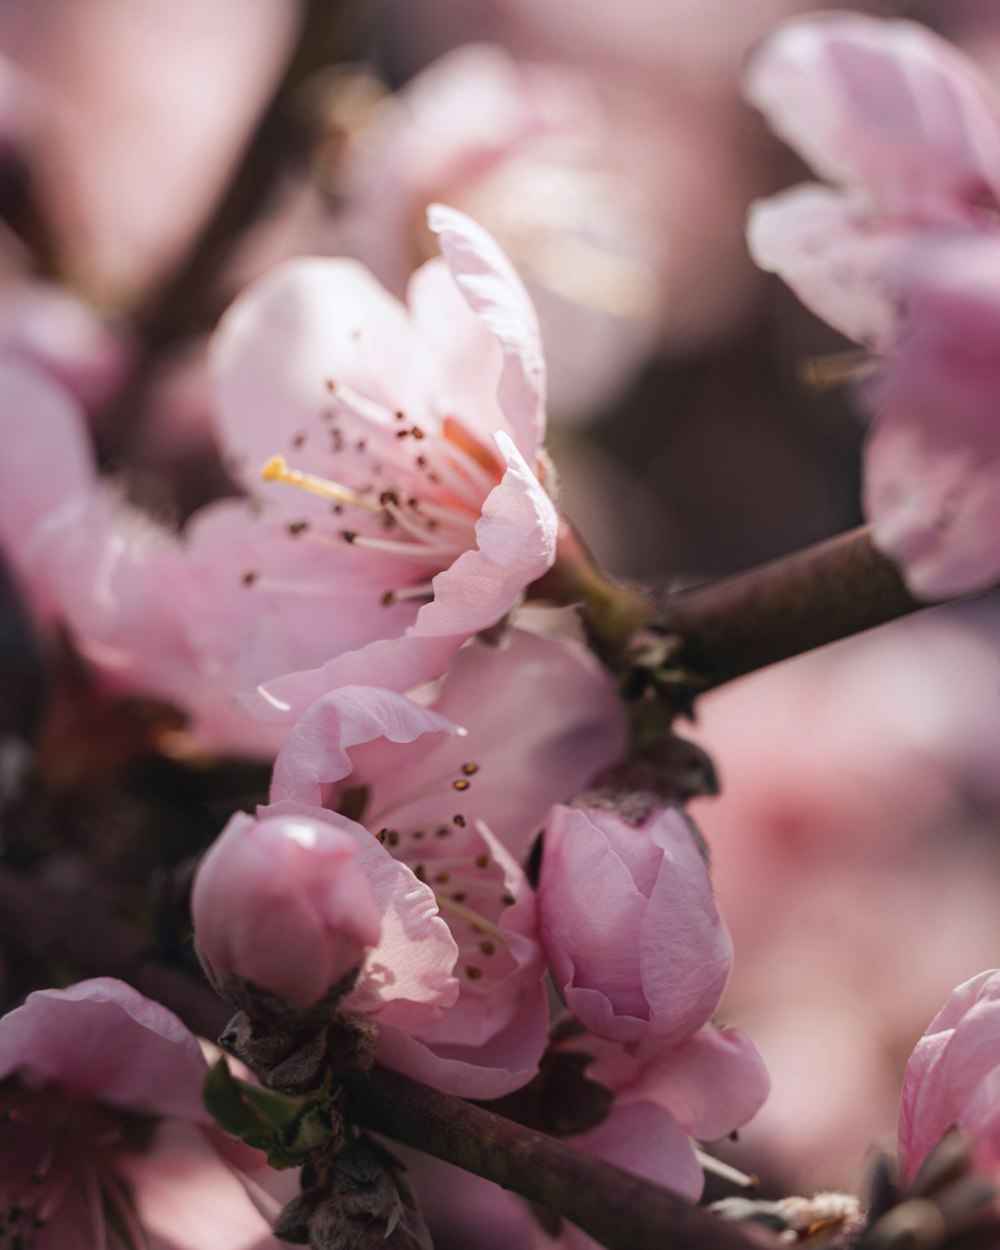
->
[662,525,938,688]
[341,1065,765,1250]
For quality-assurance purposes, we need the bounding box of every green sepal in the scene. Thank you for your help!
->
[203,1057,339,1168]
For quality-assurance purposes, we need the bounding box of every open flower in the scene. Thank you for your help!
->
[745,13,1000,597]
[0,207,560,754]
[202,202,558,722]
[0,977,288,1249]
[253,628,627,1097]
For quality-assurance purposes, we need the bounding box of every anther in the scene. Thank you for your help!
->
[474,854,490,870]
[292,432,307,449]
[453,815,466,827]
[242,570,259,586]
[452,778,471,792]
[465,965,484,980]
[381,591,396,607]
[479,940,496,956]
[461,762,480,776]
[342,531,357,544]
[287,521,309,536]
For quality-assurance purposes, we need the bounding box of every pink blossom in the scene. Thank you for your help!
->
[899,970,1000,1183]
[0,358,286,758]
[538,802,731,1052]
[745,13,1000,348]
[260,628,627,1096]
[0,0,299,308]
[864,236,1000,597]
[745,14,1000,597]
[0,977,286,1249]
[192,810,383,1015]
[206,204,559,719]
[307,44,664,419]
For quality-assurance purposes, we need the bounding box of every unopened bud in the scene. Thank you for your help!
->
[192,811,381,1021]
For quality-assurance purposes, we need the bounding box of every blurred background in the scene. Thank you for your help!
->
[0,0,998,1209]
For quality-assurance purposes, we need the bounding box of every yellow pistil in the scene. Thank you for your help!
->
[260,455,383,513]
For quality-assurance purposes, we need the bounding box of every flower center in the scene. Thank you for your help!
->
[0,1080,151,1250]
[246,382,505,607]
[364,762,516,986]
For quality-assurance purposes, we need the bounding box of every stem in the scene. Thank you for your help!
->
[663,525,933,688]
[341,1065,764,1250]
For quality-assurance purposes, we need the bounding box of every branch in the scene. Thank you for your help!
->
[662,525,942,689]
[0,867,764,1250]
[341,1065,765,1250]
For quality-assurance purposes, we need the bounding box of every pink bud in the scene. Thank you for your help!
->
[192,810,382,1016]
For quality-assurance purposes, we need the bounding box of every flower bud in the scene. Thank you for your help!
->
[192,810,382,1019]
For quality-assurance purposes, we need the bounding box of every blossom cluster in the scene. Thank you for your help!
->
[1,5,1000,1250]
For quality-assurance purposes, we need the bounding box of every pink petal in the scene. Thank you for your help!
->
[269,685,458,807]
[0,978,207,1121]
[570,1100,703,1203]
[899,969,1000,1180]
[639,808,733,1048]
[411,431,558,636]
[746,185,923,349]
[540,805,653,1042]
[211,257,424,499]
[374,985,549,1099]
[864,237,1000,598]
[119,1119,284,1250]
[0,356,95,549]
[428,204,547,457]
[623,1027,770,1141]
[262,800,460,1018]
[745,14,1000,217]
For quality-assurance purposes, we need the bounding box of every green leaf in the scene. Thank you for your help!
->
[203,1058,340,1168]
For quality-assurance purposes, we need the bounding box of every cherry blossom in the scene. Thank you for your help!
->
[307,43,664,418]
[899,970,1000,1183]
[745,13,1000,597]
[206,203,558,722]
[254,628,627,1096]
[0,978,287,1249]
[192,810,383,1016]
[538,801,732,1053]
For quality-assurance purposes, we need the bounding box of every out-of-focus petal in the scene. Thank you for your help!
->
[745,14,1000,217]
[0,978,207,1121]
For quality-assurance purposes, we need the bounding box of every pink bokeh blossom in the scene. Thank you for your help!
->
[745,13,1000,597]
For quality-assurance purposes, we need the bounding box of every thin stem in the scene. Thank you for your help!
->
[341,1065,764,1250]
[662,525,931,688]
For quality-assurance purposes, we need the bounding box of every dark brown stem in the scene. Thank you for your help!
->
[341,1065,764,1250]
[663,525,934,688]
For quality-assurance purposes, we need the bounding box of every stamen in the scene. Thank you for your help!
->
[799,349,878,391]
[434,895,505,941]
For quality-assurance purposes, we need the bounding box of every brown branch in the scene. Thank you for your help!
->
[341,1065,765,1250]
[662,525,939,689]
[0,867,764,1250]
